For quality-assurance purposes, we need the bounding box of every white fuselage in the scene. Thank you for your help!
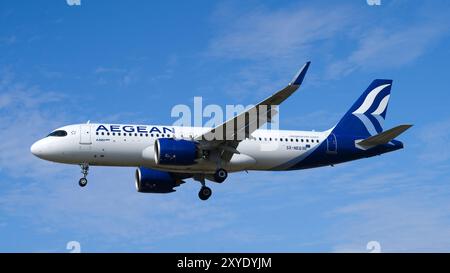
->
[30,123,328,174]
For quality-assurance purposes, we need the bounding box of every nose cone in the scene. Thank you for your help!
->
[30,140,45,158]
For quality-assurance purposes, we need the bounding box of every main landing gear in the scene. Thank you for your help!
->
[214,168,228,183]
[196,168,228,201]
[198,186,212,201]
[78,163,89,187]
[196,175,212,201]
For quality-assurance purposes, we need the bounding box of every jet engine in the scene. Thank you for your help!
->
[135,167,184,193]
[154,138,200,165]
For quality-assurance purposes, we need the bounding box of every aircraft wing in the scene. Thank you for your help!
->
[195,61,311,161]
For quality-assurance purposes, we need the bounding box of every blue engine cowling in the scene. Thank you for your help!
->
[135,167,183,193]
[155,138,199,165]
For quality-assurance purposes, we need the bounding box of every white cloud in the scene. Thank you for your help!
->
[205,4,351,101]
[416,118,450,164]
[208,5,351,61]
[94,66,126,74]
[327,22,448,78]
[283,110,340,131]
[330,193,450,252]
[93,66,139,86]
[322,130,450,252]
[0,35,16,45]
[0,168,235,249]
[206,2,450,85]
[0,71,68,178]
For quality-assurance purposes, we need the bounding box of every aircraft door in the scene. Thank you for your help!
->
[326,133,337,154]
[79,124,92,145]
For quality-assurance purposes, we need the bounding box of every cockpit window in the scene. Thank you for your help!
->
[47,130,67,137]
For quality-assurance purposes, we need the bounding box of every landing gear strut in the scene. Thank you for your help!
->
[195,176,212,201]
[78,163,89,187]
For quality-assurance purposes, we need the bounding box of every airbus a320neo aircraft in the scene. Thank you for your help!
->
[31,62,411,200]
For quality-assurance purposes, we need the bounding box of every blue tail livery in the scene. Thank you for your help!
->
[278,79,411,171]
[333,79,393,138]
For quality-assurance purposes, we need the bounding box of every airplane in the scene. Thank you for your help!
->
[30,62,412,200]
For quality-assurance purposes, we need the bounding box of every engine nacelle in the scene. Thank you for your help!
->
[155,138,200,165]
[135,167,181,193]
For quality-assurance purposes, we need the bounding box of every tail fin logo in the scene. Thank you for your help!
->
[352,84,391,136]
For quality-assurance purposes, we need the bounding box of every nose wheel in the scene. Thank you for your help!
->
[79,177,88,187]
[79,163,89,187]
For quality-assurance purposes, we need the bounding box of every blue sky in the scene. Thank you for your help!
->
[1,0,450,252]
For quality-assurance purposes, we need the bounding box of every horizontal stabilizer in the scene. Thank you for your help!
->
[357,124,413,148]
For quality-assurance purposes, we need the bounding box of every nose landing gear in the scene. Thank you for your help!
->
[78,163,89,187]
[79,177,87,187]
